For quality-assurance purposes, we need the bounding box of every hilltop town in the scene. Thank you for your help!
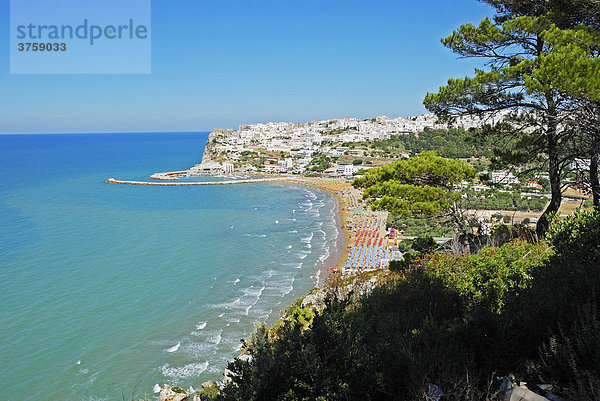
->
[191,112,510,177]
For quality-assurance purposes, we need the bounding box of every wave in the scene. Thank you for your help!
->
[281,277,295,297]
[195,322,207,330]
[234,278,240,284]
[161,361,209,380]
[244,286,266,316]
[313,269,321,286]
[301,232,314,243]
[243,234,267,238]
[165,342,180,353]
[319,248,331,263]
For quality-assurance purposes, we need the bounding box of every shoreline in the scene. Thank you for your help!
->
[107,173,356,287]
[106,172,364,391]
[280,177,358,286]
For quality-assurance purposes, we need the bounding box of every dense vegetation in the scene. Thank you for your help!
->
[309,154,336,172]
[346,127,496,159]
[387,214,454,237]
[217,211,600,401]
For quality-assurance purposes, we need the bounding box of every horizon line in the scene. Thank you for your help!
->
[0,130,213,135]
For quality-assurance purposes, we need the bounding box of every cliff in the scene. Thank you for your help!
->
[200,129,236,164]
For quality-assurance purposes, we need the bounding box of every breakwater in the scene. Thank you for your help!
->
[106,177,292,186]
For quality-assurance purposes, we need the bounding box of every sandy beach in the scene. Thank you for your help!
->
[284,177,364,285]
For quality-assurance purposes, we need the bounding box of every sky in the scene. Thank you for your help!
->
[0,0,495,134]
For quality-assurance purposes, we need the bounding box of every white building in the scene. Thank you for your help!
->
[337,164,359,177]
[491,170,520,185]
[223,163,235,173]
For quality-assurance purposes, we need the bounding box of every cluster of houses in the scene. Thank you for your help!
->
[193,112,517,175]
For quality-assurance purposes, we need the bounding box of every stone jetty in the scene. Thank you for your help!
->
[106,177,292,186]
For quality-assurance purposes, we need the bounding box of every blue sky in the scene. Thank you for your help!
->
[0,0,493,134]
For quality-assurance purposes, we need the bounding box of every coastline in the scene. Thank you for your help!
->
[106,173,357,287]
[105,172,360,391]
[280,177,358,286]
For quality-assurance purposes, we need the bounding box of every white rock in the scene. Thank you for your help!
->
[159,384,189,401]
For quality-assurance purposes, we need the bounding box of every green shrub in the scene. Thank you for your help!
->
[426,240,552,313]
[197,384,219,400]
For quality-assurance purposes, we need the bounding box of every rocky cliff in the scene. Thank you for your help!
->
[200,129,235,164]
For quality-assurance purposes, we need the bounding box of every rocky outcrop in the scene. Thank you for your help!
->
[300,275,379,311]
[201,380,218,388]
[158,384,189,401]
[201,129,235,164]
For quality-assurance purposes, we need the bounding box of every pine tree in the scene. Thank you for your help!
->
[423,1,600,233]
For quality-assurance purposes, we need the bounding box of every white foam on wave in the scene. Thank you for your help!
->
[308,211,321,218]
[153,384,161,393]
[161,361,209,380]
[196,322,207,330]
[313,268,322,286]
[301,232,314,243]
[319,248,331,263]
[281,277,295,297]
[181,340,214,357]
[282,261,302,269]
[165,342,181,353]
[286,245,292,249]
[234,278,240,284]
[243,234,267,238]
[244,286,266,316]
[289,230,298,234]
[243,285,265,298]
[82,396,108,401]
[305,191,318,200]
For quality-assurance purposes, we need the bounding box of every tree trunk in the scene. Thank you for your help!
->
[450,203,470,254]
[537,122,562,237]
[590,150,600,208]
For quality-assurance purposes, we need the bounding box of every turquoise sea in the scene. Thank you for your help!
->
[0,133,340,400]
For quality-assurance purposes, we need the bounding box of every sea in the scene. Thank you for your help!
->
[0,133,340,401]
